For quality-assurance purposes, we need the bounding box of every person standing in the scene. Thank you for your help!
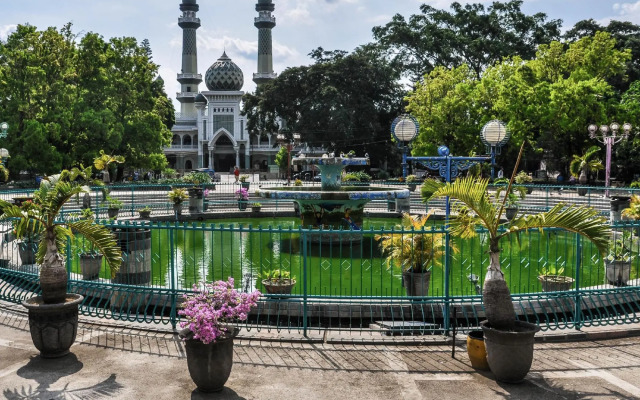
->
[234,166,240,183]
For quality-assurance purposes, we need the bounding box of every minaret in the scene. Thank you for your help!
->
[253,0,277,85]
[177,0,202,116]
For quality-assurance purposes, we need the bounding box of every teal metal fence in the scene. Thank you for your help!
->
[1,217,640,339]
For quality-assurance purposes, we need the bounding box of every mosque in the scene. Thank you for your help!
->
[164,0,280,174]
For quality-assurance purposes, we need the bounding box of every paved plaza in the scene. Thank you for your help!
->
[1,301,640,399]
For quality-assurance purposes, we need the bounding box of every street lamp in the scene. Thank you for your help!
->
[391,115,419,178]
[588,122,632,196]
[277,131,301,185]
[0,122,8,139]
[480,120,510,180]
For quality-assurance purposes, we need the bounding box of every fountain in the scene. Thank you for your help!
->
[256,155,410,242]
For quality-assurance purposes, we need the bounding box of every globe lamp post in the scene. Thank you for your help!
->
[480,120,510,180]
[588,122,632,196]
[391,115,419,179]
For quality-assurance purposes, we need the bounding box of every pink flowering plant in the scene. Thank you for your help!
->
[235,187,249,201]
[179,278,261,344]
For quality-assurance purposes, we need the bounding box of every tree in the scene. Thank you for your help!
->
[372,0,561,82]
[274,146,288,172]
[406,32,630,175]
[569,146,603,184]
[243,46,405,170]
[0,24,174,178]
[564,19,640,92]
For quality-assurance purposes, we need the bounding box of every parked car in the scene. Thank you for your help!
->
[313,173,321,182]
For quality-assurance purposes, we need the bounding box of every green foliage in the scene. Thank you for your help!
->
[239,175,249,182]
[167,188,189,204]
[606,231,635,262]
[406,174,418,183]
[569,146,603,179]
[631,181,640,189]
[251,203,262,207]
[274,147,289,171]
[258,268,296,283]
[514,171,533,184]
[372,0,562,82]
[181,171,211,185]
[138,206,152,213]
[243,46,404,170]
[406,32,630,174]
[343,173,360,182]
[294,179,303,186]
[537,264,566,277]
[621,195,640,220]
[0,24,174,178]
[105,196,123,210]
[375,212,453,273]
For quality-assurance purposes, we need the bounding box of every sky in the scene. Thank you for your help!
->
[1,0,640,109]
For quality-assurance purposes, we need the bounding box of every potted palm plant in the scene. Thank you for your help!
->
[537,264,574,292]
[179,278,260,392]
[422,142,610,383]
[406,174,419,192]
[138,206,152,219]
[570,146,603,196]
[239,175,250,189]
[376,212,451,297]
[259,268,296,295]
[182,171,211,213]
[168,188,189,216]
[515,171,533,194]
[0,170,122,358]
[604,230,634,286]
[105,196,122,219]
[494,178,526,220]
[77,208,103,281]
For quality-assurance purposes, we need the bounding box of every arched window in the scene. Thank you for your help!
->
[185,160,193,170]
[183,135,192,146]
[172,135,181,145]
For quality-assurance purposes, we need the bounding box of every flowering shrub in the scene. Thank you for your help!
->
[235,188,249,200]
[179,278,261,344]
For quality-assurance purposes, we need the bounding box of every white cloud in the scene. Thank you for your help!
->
[0,24,17,41]
[613,1,640,23]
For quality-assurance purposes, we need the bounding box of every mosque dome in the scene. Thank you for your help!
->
[194,93,207,105]
[204,52,244,91]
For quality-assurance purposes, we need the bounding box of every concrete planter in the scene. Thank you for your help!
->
[22,294,84,358]
[538,275,574,292]
[180,327,239,392]
[402,270,431,297]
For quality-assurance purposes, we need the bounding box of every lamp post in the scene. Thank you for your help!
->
[0,122,8,139]
[277,132,301,185]
[391,115,419,178]
[480,120,510,180]
[588,122,631,197]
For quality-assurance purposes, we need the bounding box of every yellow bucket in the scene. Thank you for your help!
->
[467,330,490,370]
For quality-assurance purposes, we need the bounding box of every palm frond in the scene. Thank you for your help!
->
[69,220,122,277]
[502,203,611,254]
[426,176,500,236]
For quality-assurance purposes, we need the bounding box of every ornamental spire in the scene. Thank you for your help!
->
[177,0,203,116]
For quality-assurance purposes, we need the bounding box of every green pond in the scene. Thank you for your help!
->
[70,216,625,296]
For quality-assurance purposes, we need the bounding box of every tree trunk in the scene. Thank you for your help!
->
[39,233,67,304]
[482,251,516,330]
[579,169,587,185]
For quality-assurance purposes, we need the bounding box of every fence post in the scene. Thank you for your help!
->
[169,226,177,329]
[573,234,583,330]
[443,228,451,334]
[302,228,308,338]
[66,236,72,292]
[130,185,135,217]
